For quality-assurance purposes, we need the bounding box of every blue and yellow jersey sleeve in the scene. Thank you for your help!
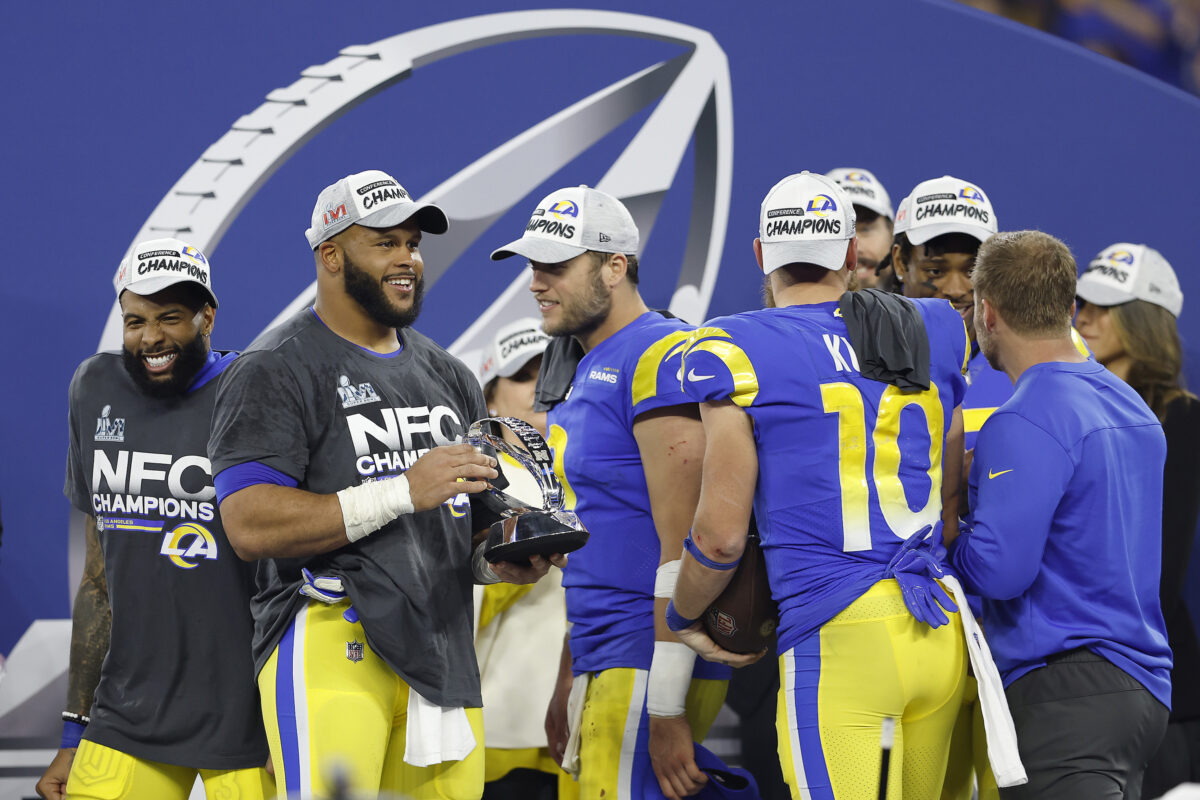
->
[629,327,694,418]
[680,324,761,407]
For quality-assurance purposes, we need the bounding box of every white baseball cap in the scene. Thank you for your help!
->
[901,175,997,246]
[1077,243,1183,317]
[825,167,894,221]
[491,185,639,264]
[304,170,448,249]
[114,237,218,308]
[479,317,550,386]
[893,194,913,236]
[758,172,856,273]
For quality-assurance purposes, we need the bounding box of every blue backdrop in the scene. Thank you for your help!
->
[2,0,1199,655]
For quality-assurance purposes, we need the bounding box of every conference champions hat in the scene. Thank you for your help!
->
[758,171,856,273]
[479,317,550,386]
[826,167,894,220]
[901,175,997,245]
[304,169,449,249]
[1077,243,1183,317]
[490,185,639,264]
[113,237,218,308]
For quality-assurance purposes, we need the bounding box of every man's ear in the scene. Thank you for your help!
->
[753,238,765,273]
[316,240,343,275]
[605,252,627,287]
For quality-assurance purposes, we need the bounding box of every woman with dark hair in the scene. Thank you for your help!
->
[1076,243,1200,796]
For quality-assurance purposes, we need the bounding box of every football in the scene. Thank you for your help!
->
[703,527,778,655]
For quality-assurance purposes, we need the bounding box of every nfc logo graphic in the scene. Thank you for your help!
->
[806,194,837,217]
[159,522,219,569]
[547,200,579,218]
[95,405,125,443]
[959,186,986,204]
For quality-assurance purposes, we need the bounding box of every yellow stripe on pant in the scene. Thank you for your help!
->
[571,667,726,800]
[65,740,273,800]
[776,580,967,800]
[258,598,484,799]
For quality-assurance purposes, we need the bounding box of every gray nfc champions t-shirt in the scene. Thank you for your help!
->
[64,352,268,769]
[209,309,489,708]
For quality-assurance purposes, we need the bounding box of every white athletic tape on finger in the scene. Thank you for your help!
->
[647,640,695,718]
[337,474,414,543]
[654,559,681,598]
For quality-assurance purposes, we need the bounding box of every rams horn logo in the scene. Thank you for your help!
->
[844,171,870,183]
[1107,249,1136,265]
[547,200,580,219]
[159,522,219,569]
[806,194,837,217]
[180,245,207,265]
[959,185,985,204]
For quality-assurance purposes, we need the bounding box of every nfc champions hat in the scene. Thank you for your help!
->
[114,237,218,308]
[1077,243,1183,317]
[826,167,894,220]
[479,317,550,386]
[900,175,997,246]
[759,171,856,273]
[304,169,449,249]
[490,185,639,264]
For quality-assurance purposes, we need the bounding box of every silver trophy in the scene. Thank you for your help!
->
[466,416,589,564]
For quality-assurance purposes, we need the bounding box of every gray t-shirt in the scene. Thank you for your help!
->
[64,353,267,769]
[209,310,489,707]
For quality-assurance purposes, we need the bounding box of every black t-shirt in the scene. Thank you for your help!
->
[64,352,267,769]
[1160,394,1200,720]
[209,310,489,707]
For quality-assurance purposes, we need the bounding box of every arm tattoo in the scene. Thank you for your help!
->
[66,515,110,717]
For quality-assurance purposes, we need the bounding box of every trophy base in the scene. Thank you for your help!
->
[484,511,590,566]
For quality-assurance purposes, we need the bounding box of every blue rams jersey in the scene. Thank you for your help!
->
[550,312,726,680]
[682,299,969,652]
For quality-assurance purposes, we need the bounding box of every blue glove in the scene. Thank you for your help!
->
[298,569,359,623]
[886,525,958,628]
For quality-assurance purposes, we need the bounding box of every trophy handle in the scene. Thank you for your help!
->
[466,416,564,511]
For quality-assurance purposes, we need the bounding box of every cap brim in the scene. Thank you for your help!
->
[907,221,993,246]
[1076,277,1135,308]
[120,275,219,309]
[853,200,894,221]
[360,202,448,235]
[761,239,850,273]
[490,236,587,264]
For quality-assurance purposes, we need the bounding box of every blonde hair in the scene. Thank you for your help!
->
[973,231,1076,337]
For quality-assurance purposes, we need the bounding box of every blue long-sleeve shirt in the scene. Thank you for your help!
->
[950,360,1172,708]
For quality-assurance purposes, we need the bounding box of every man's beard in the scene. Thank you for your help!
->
[122,333,209,398]
[544,265,612,338]
[344,254,425,329]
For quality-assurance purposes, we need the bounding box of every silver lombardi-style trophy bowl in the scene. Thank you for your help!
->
[466,416,589,565]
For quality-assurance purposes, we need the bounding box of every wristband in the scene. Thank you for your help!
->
[647,640,696,717]
[337,474,414,543]
[665,600,699,632]
[654,559,681,599]
[471,541,500,585]
[61,719,87,749]
[683,533,740,571]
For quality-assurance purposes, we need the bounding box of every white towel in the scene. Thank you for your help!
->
[941,575,1028,788]
[403,687,477,768]
[559,671,591,779]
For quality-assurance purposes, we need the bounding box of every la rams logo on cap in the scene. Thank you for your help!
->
[159,522,219,569]
[548,200,579,218]
[1107,249,1136,265]
[806,194,837,217]
[180,245,207,265]
[844,172,872,183]
[959,186,986,204]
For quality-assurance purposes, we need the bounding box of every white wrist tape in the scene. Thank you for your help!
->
[646,640,696,718]
[472,541,500,585]
[654,559,681,599]
[337,475,414,543]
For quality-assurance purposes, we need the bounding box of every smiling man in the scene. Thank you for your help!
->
[37,239,271,800]
[490,186,730,800]
[208,170,558,800]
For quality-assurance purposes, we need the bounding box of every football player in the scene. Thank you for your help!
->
[208,170,557,799]
[669,172,969,799]
[825,168,895,291]
[490,185,730,800]
[37,240,272,800]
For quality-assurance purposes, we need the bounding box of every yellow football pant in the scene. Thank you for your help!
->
[940,674,998,800]
[258,598,484,799]
[569,666,727,800]
[65,739,273,800]
[777,580,967,800]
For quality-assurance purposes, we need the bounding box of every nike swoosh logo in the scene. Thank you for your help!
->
[988,469,1014,480]
[687,368,715,382]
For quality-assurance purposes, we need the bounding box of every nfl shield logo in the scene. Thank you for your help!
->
[346,640,364,663]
